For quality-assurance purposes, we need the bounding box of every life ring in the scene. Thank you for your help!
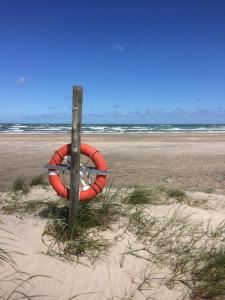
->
[48,143,108,201]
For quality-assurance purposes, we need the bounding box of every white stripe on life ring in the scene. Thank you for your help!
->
[48,171,59,176]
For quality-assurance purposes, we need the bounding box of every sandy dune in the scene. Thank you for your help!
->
[0,185,225,299]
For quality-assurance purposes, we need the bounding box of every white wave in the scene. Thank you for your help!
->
[87,126,107,130]
[10,126,28,129]
[36,128,65,131]
[1,123,225,134]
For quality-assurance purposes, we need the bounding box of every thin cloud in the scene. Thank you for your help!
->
[83,107,225,122]
[113,104,121,108]
[112,44,126,52]
[1,108,225,123]
[16,77,27,85]
[113,104,130,109]
[4,112,71,123]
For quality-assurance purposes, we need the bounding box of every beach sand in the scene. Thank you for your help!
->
[0,133,225,299]
[0,133,225,193]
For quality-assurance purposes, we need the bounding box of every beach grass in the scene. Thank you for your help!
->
[191,248,225,299]
[30,174,48,187]
[41,186,225,299]
[1,181,225,298]
[165,187,185,200]
[12,176,30,194]
[123,185,186,205]
[125,206,225,299]
[1,195,65,215]
[42,190,123,261]
[11,175,48,195]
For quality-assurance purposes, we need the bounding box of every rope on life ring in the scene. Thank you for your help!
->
[48,143,108,201]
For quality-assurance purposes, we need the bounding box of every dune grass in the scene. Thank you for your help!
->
[0,175,57,215]
[12,177,30,194]
[1,195,65,215]
[191,248,225,299]
[41,185,225,298]
[123,185,186,205]
[126,206,225,299]
[2,181,225,298]
[166,187,185,200]
[30,174,48,187]
[42,190,123,261]
[205,187,214,194]
[11,175,48,195]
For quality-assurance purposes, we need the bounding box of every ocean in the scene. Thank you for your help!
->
[0,123,225,134]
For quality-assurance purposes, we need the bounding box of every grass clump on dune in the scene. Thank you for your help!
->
[1,196,65,215]
[30,174,48,187]
[2,199,46,214]
[191,248,225,299]
[42,191,123,261]
[43,216,109,260]
[11,175,48,195]
[12,176,30,194]
[123,185,185,205]
[165,187,185,201]
[123,186,166,205]
[125,206,225,299]
[1,175,51,214]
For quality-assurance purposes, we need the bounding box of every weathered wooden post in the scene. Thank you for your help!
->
[69,86,83,225]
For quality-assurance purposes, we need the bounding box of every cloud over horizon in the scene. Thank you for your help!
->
[1,107,225,123]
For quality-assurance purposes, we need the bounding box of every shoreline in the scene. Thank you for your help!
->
[1,131,225,135]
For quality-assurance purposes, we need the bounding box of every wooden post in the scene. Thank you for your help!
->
[69,86,83,225]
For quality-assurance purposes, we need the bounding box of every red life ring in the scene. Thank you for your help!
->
[48,143,108,201]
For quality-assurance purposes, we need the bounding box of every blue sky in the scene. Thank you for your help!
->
[0,0,225,124]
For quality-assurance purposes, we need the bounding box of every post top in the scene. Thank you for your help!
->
[73,85,83,90]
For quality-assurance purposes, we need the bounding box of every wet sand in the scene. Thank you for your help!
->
[1,133,225,193]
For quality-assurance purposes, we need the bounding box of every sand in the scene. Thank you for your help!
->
[0,133,225,193]
[0,186,225,299]
[0,133,225,299]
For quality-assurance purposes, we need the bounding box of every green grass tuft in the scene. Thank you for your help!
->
[43,216,109,258]
[192,249,225,299]
[125,205,225,299]
[123,185,185,205]
[11,174,48,195]
[165,188,185,201]
[1,197,65,215]
[12,177,30,194]
[42,191,122,261]
[30,174,48,187]
[128,207,158,237]
[123,186,166,205]
[205,187,214,194]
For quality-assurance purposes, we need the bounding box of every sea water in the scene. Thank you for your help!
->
[0,123,225,134]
